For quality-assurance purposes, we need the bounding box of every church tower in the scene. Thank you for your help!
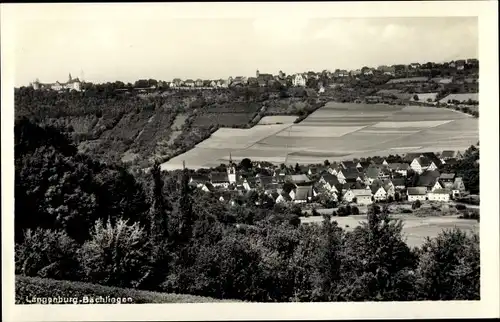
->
[68,73,72,82]
[227,152,237,184]
[256,69,260,78]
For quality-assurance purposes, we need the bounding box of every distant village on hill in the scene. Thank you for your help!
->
[28,58,479,107]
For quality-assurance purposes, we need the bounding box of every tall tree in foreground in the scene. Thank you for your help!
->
[415,228,480,300]
[338,205,418,301]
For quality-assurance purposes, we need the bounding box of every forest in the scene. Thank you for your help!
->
[14,118,480,302]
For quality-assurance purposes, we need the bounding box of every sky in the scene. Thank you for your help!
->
[7,3,478,86]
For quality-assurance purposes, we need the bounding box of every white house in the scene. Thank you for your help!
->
[319,174,340,193]
[410,157,438,174]
[292,74,306,87]
[427,189,451,202]
[372,186,387,201]
[431,180,444,192]
[343,188,372,205]
[210,172,230,188]
[407,187,427,201]
[290,185,314,204]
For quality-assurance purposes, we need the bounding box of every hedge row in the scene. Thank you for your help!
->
[15,275,238,304]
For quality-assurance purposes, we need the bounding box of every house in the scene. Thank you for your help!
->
[391,177,407,190]
[403,152,424,163]
[293,74,306,87]
[356,161,372,170]
[453,177,466,192]
[210,172,230,188]
[340,161,357,169]
[230,76,248,87]
[290,185,314,204]
[319,173,340,193]
[371,184,387,202]
[382,180,396,199]
[427,189,451,202]
[364,165,386,184]
[337,167,360,184]
[440,150,463,162]
[407,187,427,201]
[216,79,229,88]
[308,167,320,177]
[217,191,237,205]
[200,182,216,193]
[439,173,456,189]
[416,174,440,192]
[256,70,274,83]
[276,192,293,204]
[210,80,217,87]
[327,165,342,176]
[387,163,410,176]
[286,174,311,185]
[195,79,204,87]
[189,174,210,187]
[455,59,466,70]
[242,177,258,191]
[184,79,195,87]
[356,173,371,186]
[410,156,439,174]
[343,188,373,205]
[171,78,183,87]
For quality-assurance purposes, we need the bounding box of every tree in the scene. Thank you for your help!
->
[295,163,301,173]
[412,200,422,209]
[240,158,252,170]
[324,160,330,166]
[413,94,419,101]
[283,182,296,194]
[15,228,80,280]
[415,229,479,300]
[78,219,150,288]
[338,205,418,301]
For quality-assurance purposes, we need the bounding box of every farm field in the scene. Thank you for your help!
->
[300,214,479,248]
[439,93,478,103]
[258,115,298,125]
[161,102,478,170]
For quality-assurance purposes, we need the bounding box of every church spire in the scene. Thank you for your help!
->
[68,73,72,82]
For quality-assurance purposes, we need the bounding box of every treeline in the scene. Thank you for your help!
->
[14,119,480,302]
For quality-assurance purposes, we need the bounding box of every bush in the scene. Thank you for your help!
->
[458,210,480,221]
[401,209,413,214]
[15,228,80,280]
[351,206,360,215]
[455,204,467,211]
[412,200,422,209]
[15,275,232,304]
[77,219,150,288]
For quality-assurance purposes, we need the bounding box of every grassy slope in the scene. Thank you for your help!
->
[15,275,240,304]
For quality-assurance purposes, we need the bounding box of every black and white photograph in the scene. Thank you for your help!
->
[2,1,499,321]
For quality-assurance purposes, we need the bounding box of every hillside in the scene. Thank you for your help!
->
[15,275,239,304]
[15,86,324,168]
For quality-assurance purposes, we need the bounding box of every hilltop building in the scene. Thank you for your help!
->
[31,73,82,92]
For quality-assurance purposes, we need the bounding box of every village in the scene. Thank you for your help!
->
[186,148,478,212]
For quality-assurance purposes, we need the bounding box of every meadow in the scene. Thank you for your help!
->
[301,214,479,248]
[160,102,479,170]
